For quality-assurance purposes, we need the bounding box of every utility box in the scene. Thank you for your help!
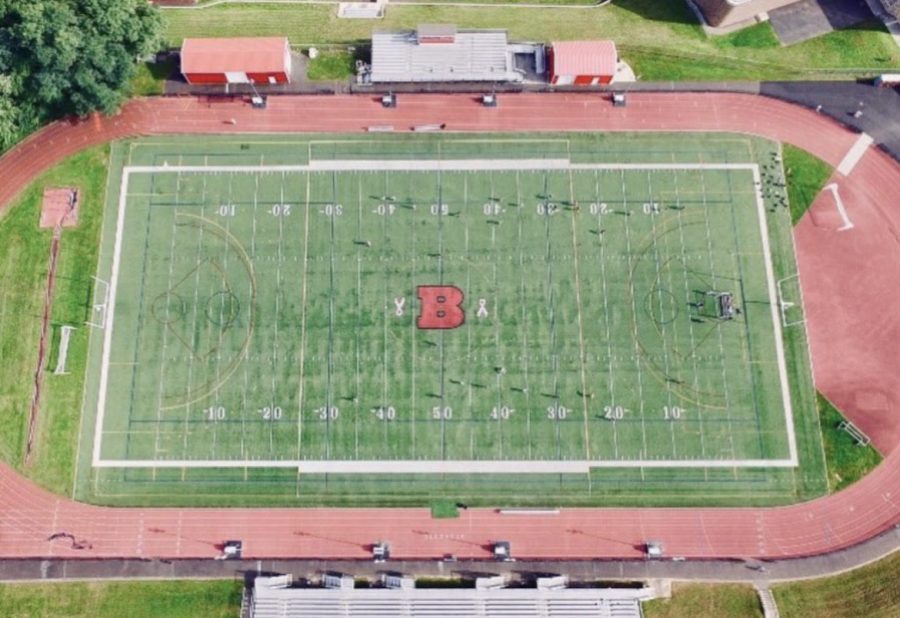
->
[645,541,664,558]
[222,540,242,559]
[373,541,391,563]
[493,541,513,562]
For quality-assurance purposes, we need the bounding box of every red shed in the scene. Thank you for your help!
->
[549,41,618,86]
[180,37,292,85]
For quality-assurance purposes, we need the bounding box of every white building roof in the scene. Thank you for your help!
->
[370,28,521,83]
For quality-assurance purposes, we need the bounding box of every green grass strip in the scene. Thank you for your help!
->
[0,146,109,494]
[128,59,177,97]
[783,144,833,225]
[817,393,882,492]
[774,550,900,617]
[0,580,241,618]
[306,50,356,81]
[643,583,763,618]
[430,500,460,518]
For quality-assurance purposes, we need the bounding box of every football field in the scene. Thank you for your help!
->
[77,134,826,505]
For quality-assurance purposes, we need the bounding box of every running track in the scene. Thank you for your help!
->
[1,93,899,561]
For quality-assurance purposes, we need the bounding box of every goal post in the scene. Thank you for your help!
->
[776,275,804,328]
[86,276,111,329]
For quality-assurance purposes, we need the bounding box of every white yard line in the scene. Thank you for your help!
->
[240,173,259,460]
[540,173,564,459]
[270,173,286,454]
[436,169,448,459]
[512,171,534,459]
[407,172,418,459]
[698,164,739,463]
[594,171,619,458]
[208,170,234,460]
[325,173,339,460]
[567,168,592,460]
[672,170,708,460]
[180,176,208,462]
[381,178,391,456]
[152,170,183,466]
[294,171,312,460]
[463,177,477,457]
[486,175,507,459]
[646,170,679,458]
[355,175,363,459]
[620,170,651,463]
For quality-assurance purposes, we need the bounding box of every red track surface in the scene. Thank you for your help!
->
[1,93,899,561]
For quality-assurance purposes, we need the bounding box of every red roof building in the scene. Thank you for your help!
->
[180,37,292,85]
[549,41,618,86]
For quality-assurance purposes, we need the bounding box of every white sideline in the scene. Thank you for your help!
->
[125,161,760,174]
[92,169,131,466]
[824,183,855,231]
[92,161,798,470]
[92,458,797,472]
[752,166,798,466]
[837,133,873,176]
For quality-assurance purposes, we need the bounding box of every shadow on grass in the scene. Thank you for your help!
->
[612,0,697,25]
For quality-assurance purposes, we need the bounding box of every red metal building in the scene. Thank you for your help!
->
[548,41,618,86]
[180,37,292,85]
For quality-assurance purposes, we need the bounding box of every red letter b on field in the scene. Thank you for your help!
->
[417,285,465,330]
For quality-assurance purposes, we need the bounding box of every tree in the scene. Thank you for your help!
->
[0,74,19,150]
[0,0,161,122]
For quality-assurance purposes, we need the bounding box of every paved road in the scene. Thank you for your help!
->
[762,81,900,159]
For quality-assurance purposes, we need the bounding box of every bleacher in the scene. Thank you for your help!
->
[248,575,649,618]
[337,2,385,19]
[838,420,872,447]
[370,26,522,83]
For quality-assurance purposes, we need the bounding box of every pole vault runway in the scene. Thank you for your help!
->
[0,92,899,561]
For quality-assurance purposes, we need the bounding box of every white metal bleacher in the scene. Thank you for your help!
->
[370,29,521,83]
[249,576,649,618]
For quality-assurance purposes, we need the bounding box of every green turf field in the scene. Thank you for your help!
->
[74,133,827,506]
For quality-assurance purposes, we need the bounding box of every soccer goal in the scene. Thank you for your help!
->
[86,276,110,329]
[777,275,805,328]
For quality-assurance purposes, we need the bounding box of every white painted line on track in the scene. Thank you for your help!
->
[824,183,855,231]
[837,133,873,176]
